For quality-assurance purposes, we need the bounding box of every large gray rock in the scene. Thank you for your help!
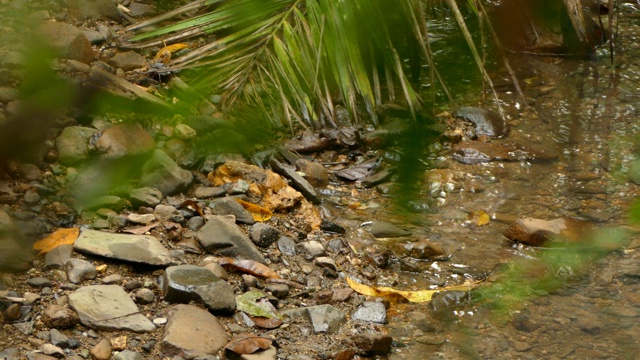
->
[56,126,98,165]
[39,22,94,64]
[197,215,265,263]
[161,304,228,359]
[95,123,155,159]
[163,265,221,303]
[208,197,255,224]
[68,285,156,332]
[74,229,171,266]
[139,150,193,196]
[307,304,346,333]
[108,51,147,71]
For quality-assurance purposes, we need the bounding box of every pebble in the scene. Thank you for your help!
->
[49,329,69,348]
[201,262,229,280]
[65,258,97,284]
[134,288,155,304]
[112,350,145,360]
[129,187,163,207]
[265,284,289,299]
[91,338,112,360]
[174,124,197,140]
[126,213,156,225]
[42,305,79,329]
[27,277,54,288]
[194,186,226,199]
[208,197,255,224]
[250,223,280,247]
[40,343,65,357]
[297,241,326,260]
[353,333,393,355]
[154,204,178,222]
[277,236,297,256]
[163,265,221,303]
[102,274,123,284]
[307,304,347,333]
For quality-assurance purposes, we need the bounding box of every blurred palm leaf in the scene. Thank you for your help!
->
[124,0,431,127]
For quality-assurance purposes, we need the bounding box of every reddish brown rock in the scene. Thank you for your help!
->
[503,217,591,246]
[42,305,79,329]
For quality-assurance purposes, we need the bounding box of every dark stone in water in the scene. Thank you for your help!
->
[454,107,506,138]
[452,141,559,164]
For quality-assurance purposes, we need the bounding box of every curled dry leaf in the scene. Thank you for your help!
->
[225,333,272,355]
[33,228,80,256]
[235,199,272,221]
[152,43,189,63]
[469,210,490,226]
[218,257,281,279]
[343,271,478,303]
[178,199,205,217]
[250,314,283,329]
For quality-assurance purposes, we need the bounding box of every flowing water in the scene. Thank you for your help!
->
[331,8,640,360]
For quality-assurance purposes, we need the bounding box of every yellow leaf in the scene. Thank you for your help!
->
[33,228,80,256]
[469,210,490,226]
[152,43,189,64]
[344,273,477,303]
[235,199,272,222]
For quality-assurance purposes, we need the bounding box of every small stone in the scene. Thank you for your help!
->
[40,343,65,357]
[163,265,221,303]
[126,213,156,225]
[250,223,280,247]
[307,304,346,334]
[194,281,236,313]
[111,335,127,351]
[112,350,145,360]
[134,288,155,304]
[42,304,79,329]
[65,258,97,284]
[27,277,54,288]
[102,274,123,284]
[153,317,167,326]
[108,51,147,71]
[44,244,73,270]
[92,219,111,229]
[174,124,197,140]
[297,241,325,260]
[209,197,255,224]
[352,301,386,324]
[91,339,112,360]
[363,221,411,238]
[186,216,205,231]
[277,236,296,256]
[314,257,337,271]
[202,262,228,280]
[295,159,329,187]
[265,284,289,299]
[154,204,177,222]
[513,340,531,352]
[50,329,69,348]
[242,274,258,290]
[353,333,393,355]
[194,187,226,199]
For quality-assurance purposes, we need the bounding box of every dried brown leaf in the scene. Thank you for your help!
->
[225,333,272,354]
[33,228,80,256]
[218,257,281,279]
[235,199,272,221]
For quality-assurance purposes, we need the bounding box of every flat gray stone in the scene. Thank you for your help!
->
[161,304,228,359]
[74,229,171,266]
[208,197,255,224]
[194,186,226,199]
[65,258,97,284]
[129,187,163,207]
[277,236,296,256]
[56,126,98,165]
[307,304,346,334]
[163,265,221,303]
[195,280,236,313]
[139,150,193,196]
[112,350,145,360]
[197,216,266,263]
[68,285,156,332]
[352,301,386,324]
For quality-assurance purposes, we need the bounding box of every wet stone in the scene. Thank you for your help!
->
[295,159,329,187]
[353,333,393,356]
[129,187,163,208]
[512,314,540,333]
[68,285,156,332]
[250,223,280,247]
[320,219,346,234]
[161,304,229,359]
[352,301,386,324]
[270,159,320,204]
[453,107,505,138]
[363,221,411,238]
[209,197,255,224]
[197,215,266,263]
[307,304,347,333]
[163,265,221,303]
[277,236,297,256]
[74,229,171,266]
[65,258,97,284]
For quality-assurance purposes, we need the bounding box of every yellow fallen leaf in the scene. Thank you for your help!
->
[344,274,477,303]
[152,43,189,64]
[235,199,272,222]
[469,210,490,226]
[33,228,80,256]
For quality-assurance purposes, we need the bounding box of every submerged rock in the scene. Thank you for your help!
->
[453,107,506,138]
[503,217,591,246]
